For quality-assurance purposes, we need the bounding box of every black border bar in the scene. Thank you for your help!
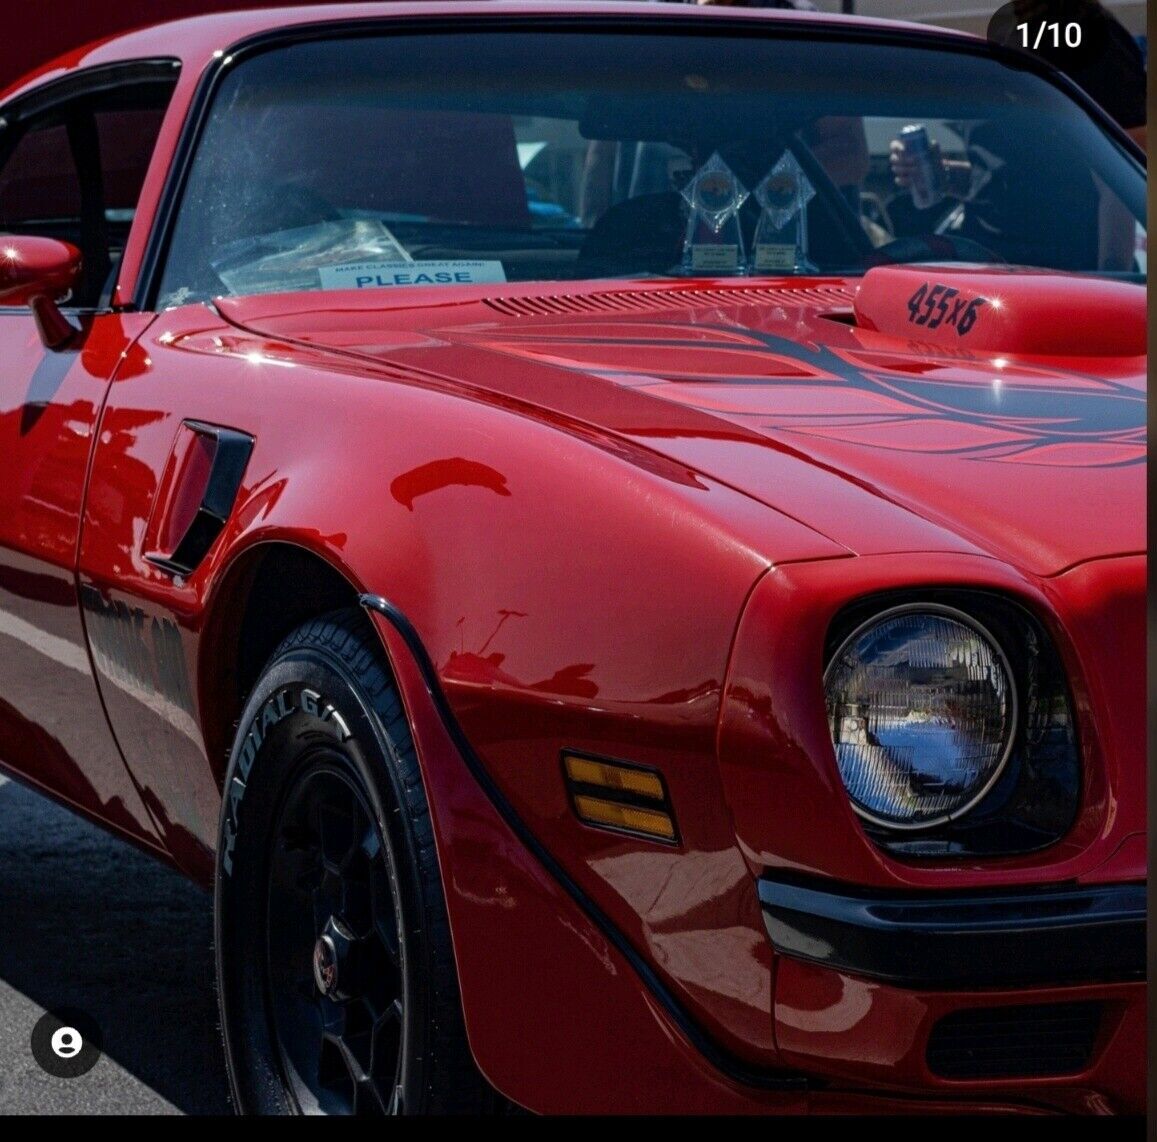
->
[759,876,1146,989]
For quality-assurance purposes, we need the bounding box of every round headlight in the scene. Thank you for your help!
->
[824,605,1016,830]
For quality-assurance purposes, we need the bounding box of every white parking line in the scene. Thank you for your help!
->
[0,611,89,675]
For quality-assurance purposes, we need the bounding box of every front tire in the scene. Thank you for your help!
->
[214,608,489,1115]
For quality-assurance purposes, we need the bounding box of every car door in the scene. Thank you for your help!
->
[0,62,178,848]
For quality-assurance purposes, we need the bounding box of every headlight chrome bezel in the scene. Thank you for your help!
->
[822,591,1081,858]
[825,602,1019,833]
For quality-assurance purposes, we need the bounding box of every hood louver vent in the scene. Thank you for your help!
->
[483,284,854,318]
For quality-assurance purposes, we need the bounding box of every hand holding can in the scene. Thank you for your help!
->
[891,124,944,209]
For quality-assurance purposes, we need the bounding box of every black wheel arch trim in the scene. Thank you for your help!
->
[356,592,809,1093]
[759,874,1146,989]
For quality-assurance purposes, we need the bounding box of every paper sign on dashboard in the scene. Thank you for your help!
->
[319,260,507,289]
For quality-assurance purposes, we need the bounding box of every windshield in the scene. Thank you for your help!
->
[157,26,1147,305]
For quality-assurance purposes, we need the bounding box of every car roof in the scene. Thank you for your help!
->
[2,1,974,104]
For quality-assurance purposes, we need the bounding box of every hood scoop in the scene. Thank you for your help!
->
[483,282,853,318]
[853,264,1145,357]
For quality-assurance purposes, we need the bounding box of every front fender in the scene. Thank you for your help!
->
[81,302,844,1067]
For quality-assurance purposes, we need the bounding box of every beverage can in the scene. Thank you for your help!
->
[899,124,943,210]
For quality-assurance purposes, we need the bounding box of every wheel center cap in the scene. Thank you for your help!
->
[312,933,339,997]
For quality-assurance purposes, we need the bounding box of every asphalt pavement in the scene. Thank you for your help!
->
[0,773,232,1114]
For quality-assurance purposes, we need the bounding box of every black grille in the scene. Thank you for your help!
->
[927,1002,1104,1079]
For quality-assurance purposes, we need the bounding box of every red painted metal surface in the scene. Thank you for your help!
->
[367,607,808,1114]
[221,281,1144,576]
[0,0,375,102]
[369,603,1117,1115]
[69,286,1145,1107]
[0,236,81,306]
[78,302,821,1054]
[0,1,1145,1114]
[854,264,1148,356]
[0,305,162,848]
[718,551,1144,885]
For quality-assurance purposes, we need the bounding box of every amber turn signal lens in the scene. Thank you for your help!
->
[563,755,665,801]
[562,752,678,843]
[572,796,676,841]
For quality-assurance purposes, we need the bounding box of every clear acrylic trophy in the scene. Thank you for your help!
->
[751,151,816,274]
[679,153,748,276]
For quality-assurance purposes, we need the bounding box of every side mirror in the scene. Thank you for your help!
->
[0,236,83,349]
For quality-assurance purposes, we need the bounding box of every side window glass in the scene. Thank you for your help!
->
[0,123,81,229]
[0,73,177,309]
[96,106,168,224]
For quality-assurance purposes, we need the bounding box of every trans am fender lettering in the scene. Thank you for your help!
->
[80,586,195,719]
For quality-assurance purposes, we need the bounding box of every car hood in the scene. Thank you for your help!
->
[215,266,1146,576]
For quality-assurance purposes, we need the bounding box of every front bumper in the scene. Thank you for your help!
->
[763,875,1146,1112]
[759,877,1146,989]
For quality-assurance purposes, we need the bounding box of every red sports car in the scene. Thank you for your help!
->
[0,1,1145,1116]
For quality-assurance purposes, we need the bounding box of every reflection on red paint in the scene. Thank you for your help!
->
[391,457,511,511]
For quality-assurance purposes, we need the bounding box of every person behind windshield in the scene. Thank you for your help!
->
[890,0,1144,273]
[889,119,1134,271]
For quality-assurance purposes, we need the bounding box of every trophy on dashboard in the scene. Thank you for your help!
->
[680,152,749,275]
[751,150,816,274]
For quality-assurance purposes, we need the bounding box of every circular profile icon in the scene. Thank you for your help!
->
[30,1008,102,1078]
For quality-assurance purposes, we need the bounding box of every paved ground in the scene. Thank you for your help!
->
[0,773,232,1114]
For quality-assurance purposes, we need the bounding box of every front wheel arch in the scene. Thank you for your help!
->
[197,542,362,785]
[213,607,493,1115]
